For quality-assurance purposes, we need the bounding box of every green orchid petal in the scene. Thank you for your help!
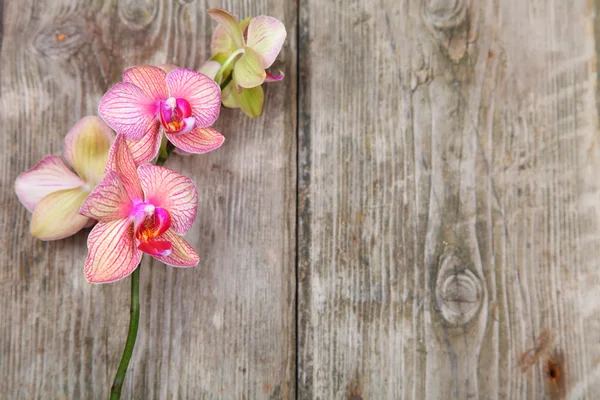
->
[208,9,244,49]
[221,83,239,108]
[233,47,266,88]
[235,85,264,118]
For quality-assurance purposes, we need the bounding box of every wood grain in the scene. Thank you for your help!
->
[297,0,600,398]
[0,0,296,399]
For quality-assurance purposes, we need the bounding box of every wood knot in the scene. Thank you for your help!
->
[421,0,474,62]
[118,0,158,31]
[33,15,90,59]
[423,0,468,29]
[435,248,483,326]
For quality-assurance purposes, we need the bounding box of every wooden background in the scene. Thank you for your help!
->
[1,0,600,398]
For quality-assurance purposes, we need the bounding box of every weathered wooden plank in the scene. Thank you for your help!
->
[0,0,296,398]
[297,0,600,398]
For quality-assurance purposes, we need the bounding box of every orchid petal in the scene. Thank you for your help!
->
[235,85,264,118]
[84,218,142,284]
[79,171,132,222]
[137,164,198,234]
[123,65,168,103]
[158,64,179,74]
[240,17,252,37]
[246,16,286,68]
[127,129,161,165]
[166,69,221,128]
[152,229,199,267]
[233,47,266,88]
[63,116,114,186]
[30,187,90,240]
[199,60,222,81]
[15,155,84,212]
[220,82,238,108]
[105,135,144,203]
[265,70,285,82]
[99,82,159,141]
[138,240,172,257]
[207,8,244,49]
[211,25,234,55]
[165,126,225,155]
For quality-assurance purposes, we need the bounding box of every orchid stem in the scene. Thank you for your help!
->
[156,142,175,166]
[110,264,141,400]
[220,74,233,90]
[214,48,244,84]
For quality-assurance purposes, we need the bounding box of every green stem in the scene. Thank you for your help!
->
[214,48,245,84]
[156,142,175,166]
[110,266,141,400]
[220,74,233,90]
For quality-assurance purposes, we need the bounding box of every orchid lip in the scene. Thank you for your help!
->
[134,206,172,251]
[159,97,195,134]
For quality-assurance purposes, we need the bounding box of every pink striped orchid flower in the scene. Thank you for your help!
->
[205,9,286,117]
[79,135,199,283]
[14,116,115,240]
[99,66,224,165]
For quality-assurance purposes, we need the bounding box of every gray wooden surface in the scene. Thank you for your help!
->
[2,0,600,399]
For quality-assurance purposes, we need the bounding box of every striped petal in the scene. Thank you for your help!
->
[63,116,115,186]
[84,218,142,284]
[123,65,168,103]
[165,126,225,155]
[233,47,266,88]
[30,187,90,240]
[152,229,199,267]
[127,129,162,165]
[246,16,286,69]
[99,82,159,141]
[208,8,244,49]
[79,171,132,222]
[166,68,221,128]
[105,135,144,203]
[15,155,84,212]
[137,164,198,234]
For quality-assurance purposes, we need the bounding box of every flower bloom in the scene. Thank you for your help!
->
[99,66,224,165]
[14,116,114,240]
[79,135,199,283]
[205,8,286,117]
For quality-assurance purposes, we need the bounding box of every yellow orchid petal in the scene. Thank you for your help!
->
[30,187,90,240]
[64,116,115,187]
[233,47,266,88]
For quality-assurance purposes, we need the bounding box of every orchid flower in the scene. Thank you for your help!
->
[79,135,199,283]
[205,8,286,117]
[99,66,224,165]
[14,116,114,240]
